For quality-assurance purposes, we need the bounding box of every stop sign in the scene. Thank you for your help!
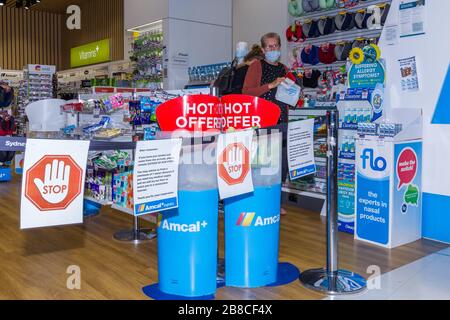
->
[218,142,250,185]
[25,155,83,211]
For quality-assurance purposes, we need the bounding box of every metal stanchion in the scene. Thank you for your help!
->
[210,85,226,283]
[113,214,155,243]
[113,149,156,243]
[299,110,366,295]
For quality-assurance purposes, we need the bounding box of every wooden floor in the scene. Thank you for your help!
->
[0,175,447,300]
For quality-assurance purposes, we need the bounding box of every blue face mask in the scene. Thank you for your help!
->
[236,48,248,59]
[265,50,281,63]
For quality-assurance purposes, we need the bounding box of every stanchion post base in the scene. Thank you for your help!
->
[299,268,366,295]
[113,229,156,244]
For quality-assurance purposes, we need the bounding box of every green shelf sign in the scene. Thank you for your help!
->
[70,39,111,68]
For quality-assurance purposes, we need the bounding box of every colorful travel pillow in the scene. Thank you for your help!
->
[318,16,336,35]
[302,19,320,38]
[301,45,320,65]
[334,41,353,61]
[302,0,320,12]
[286,22,306,42]
[288,0,304,17]
[319,43,337,64]
[319,0,336,9]
[335,12,356,31]
[303,69,322,88]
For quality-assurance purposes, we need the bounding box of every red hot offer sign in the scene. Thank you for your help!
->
[156,94,281,132]
[20,139,90,229]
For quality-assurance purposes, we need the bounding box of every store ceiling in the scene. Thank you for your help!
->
[3,0,87,14]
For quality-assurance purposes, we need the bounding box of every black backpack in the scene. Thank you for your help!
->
[213,59,238,96]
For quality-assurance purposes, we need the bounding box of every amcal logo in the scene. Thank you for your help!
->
[159,219,208,233]
[236,212,280,227]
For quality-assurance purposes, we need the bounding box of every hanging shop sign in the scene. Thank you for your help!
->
[287,118,316,180]
[20,139,90,229]
[28,64,56,75]
[155,94,281,133]
[70,39,111,68]
[217,130,254,199]
[347,44,386,89]
[133,139,182,216]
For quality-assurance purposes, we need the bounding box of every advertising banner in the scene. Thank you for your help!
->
[70,39,111,68]
[133,139,182,216]
[156,94,281,133]
[356,140,392,245]
[287,119,316,180]
[217,130,254,199]
[394,142,422,216]
[20,139,90,229]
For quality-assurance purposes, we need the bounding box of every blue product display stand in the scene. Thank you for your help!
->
[156,189,219,297]
[224,184,283,288]
[0,167,12,182]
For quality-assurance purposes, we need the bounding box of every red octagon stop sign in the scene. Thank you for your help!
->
[25,155,83,211]
[218,142,250,185]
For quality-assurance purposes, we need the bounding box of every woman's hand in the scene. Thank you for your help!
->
[268,77,286,90]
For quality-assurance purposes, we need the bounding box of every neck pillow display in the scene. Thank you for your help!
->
[303,69,322,88]
[289,0,304,17]
[352,38,366,49]
[286,23,306,42]
[319,0,335,9]
[301,45,320,65]
[302,0,320,12]
[335,12,356,31]
[319,43,337,64]
[318,16,336,35]
[302,19,320,38]
[355,9,370,29]
[334,41,353,61]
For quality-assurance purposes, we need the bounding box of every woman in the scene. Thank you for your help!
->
[231,44,264,94]
[0,83,14,108]
[242,33,290,215]
[242,32,289,124]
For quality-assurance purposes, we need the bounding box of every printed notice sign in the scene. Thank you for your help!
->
[399,0,426,38]
[287,119,316,180]
[398,56,420,92]
[133,139,182,216]
[217,130,254,199]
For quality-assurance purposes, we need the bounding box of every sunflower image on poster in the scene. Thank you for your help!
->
[347,44,386,89]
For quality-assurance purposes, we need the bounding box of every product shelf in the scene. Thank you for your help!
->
[84,196,112,206]
[290,0,390,22]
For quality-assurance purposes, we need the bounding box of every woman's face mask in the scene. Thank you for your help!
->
[236,48,248,59]
[265,50,281,63]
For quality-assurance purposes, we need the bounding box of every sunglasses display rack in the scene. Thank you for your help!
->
[14,65,56,137]
[129,28,164,90]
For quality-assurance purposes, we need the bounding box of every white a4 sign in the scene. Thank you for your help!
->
[217,130,254,199]
[20,139,90,229]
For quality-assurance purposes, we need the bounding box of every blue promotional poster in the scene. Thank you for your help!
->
[356,140,392,246]
[394,142,422,226]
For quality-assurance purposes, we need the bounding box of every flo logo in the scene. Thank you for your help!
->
[236,212,280,227]
[360,149,387,172]
[25,155,83,211]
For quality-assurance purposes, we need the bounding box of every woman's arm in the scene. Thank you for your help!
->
[242,60,271,97]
